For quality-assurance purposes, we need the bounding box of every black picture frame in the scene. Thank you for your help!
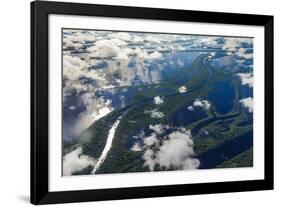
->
[31,0,274,205]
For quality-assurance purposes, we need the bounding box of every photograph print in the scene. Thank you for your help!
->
[62,29,254,176]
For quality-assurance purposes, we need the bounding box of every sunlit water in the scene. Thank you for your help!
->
[91,115,122,174]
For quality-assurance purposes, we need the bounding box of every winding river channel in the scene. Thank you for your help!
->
[91,54,211,173]
[91,53,251,173]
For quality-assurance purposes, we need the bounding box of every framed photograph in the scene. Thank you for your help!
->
[31,1,274,204]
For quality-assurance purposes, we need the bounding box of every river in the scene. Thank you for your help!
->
[198,131,253,168]
[90,55,212,173]
[91,115,122,174]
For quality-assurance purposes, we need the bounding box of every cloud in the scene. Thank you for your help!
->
[133,130,146,140]
[131,142,143,152]
[143,149,157,171]
[69,106,76,110]
[63,55,111,94]
[147,51,162,60]
[115,32,132,41]
[63,30,96,51]
[236,48,253,59]
[142,128,200,171]
[187,106,195,111]
[239,97,253,113]
[192,99,211,110]
[134,48,162,60]
[63,55,89,80]
[63,55,107,97]
[193,100,204,107]
[145,109,165,118]
[178,85,187,93]
[63,54,120,141]
[211,55,234,67]
[199,36,220,48]
[153,96,164,105]
[150,70,162,82]
[201,100,211,109]
[65,31,96,43]
[203,129,209,135]
[132,35,144,43]
[177,59,184,67]
[67,95,113,141]
[73,37,132,87]
[67,32,163,87]
[134,48,148,61]
[63,38,83,49]
[157,129,200,170]
[111,38,127,46]
[143,133,159,147]
[87,39,121,58]
[151,110,165,118]
[222,38,253,52]
[222,38,241,51]
[82,94,113,120]
[237,73,253,88]
[145,36,161,44]
[115,51,129,61]
[63,31,254,144]
[91,103,113,122]
[149,124,169,134]
[63,147,96,176]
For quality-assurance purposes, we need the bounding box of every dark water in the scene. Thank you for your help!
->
[89,61,108,70]
[170,106,207,127]
[238,84,253,99]
[198,131,253,169]
[210,55,235,68]
[191,109,240,136]
[208,80,235,114]
[153,87,174,94]
[236,117,253,127]
[95,86,141,109]
[163,52,199,85]
[63,92,87,141]
[95,51,200,110]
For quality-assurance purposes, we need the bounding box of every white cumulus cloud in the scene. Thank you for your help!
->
[178,85,187,93]
[87,40,121,58]
[115,32,132,41]
[187,106,195,111]
[91,103,113,122]
[131,142,143,152]
[142,128,200,171]
[66,31,96,43]
[63,55,89,80]
[145,36,161,44]
[143,149,157,171]
[153,96,164,105]
[149,124,169,134]
[63,147,96,176]
[157,129,200,170]
[236,48,253,59]
[144,109,165,119]
[193,99,211,110]
[143,133,159,147]
[239,97,253,113]
[147,51,162,60]
[237,72,253,87]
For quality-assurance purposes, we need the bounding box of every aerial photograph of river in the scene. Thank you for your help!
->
[62,29,253,176]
